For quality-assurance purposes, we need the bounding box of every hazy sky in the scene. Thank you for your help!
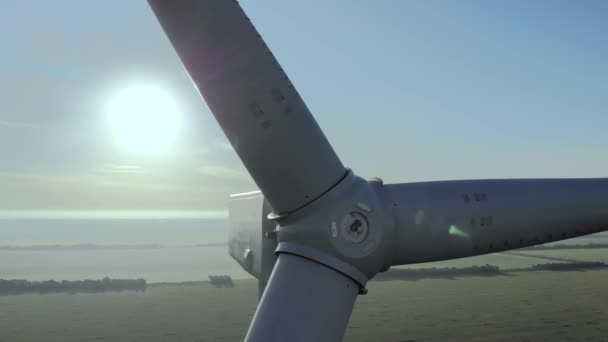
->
[1,0,607,213]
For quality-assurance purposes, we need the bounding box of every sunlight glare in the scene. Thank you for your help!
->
[106,83,182,156]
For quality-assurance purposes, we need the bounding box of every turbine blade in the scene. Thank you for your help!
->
[246,253,358,342]
[384,178,608,265]
[147,0,346,214]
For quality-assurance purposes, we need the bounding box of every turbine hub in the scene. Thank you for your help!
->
[271,169,395,293]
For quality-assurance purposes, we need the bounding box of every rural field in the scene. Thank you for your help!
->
[512,249,608,263]
[1,269,607,341]
[392,252,564,270]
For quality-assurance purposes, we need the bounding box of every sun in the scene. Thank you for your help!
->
[106,83,182,156]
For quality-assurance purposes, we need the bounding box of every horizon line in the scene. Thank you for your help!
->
[0,210,228,220]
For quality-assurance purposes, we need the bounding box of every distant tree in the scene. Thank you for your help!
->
[209,275,234,288]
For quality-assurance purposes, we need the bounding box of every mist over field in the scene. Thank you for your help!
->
[0,216,250,282]
[0,215,228,245]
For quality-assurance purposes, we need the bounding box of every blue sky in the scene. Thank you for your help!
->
[0,0,607,212]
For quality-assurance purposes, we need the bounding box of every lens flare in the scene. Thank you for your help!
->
[448,225,470,238]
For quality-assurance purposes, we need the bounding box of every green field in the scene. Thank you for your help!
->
[513,249,608,263]
[1,269,607,341]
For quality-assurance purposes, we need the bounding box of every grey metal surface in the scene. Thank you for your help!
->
[227,191,277,286]
[147,0,346,214]
[384,178,608,265]
[271,169,394,290]
[245,253,359,342]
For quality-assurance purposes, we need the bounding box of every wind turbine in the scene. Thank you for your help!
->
[147,1,608,341]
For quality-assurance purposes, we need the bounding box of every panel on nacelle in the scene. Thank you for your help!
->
[228,191,277,285]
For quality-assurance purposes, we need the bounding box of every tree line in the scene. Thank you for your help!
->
[0,277,146,296]
[531,261,606,271]
[374,261,608,282]
[209,275,234,288]
[375,265,502,281]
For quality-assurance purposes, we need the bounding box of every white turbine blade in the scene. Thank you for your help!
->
[246,253,359,342]
[147,2,357,341]
[147,0,346,214]
[384,178,608,265]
